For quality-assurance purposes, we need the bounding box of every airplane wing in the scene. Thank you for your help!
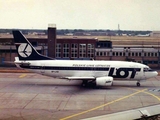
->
[66,76,113,87]
[66,77,95,80]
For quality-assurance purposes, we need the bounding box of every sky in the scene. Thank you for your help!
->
[0,0,160,30]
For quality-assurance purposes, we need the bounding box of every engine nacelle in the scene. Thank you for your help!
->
[96,76,113,86]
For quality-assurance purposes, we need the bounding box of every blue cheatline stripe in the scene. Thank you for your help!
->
[19,65,110,71]
[19,65,142,71]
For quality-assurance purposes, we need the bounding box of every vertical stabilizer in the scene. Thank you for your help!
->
[12,30,53,60]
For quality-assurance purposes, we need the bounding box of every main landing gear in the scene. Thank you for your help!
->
[81,80,88,87]
[81,80,96,88]
[136,81,141,87]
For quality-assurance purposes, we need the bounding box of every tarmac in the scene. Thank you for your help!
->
[0,72,159,120]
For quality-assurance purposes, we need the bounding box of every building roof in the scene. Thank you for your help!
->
[96,47,159,52]
[0,45,42,50]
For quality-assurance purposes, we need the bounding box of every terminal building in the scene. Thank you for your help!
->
[0,25,160,68]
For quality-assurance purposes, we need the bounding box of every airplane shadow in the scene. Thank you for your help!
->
[15,81,152,90]
[14,82,106,95]
[15,81,114,90]
[6,80,154,96]
[11,81,154,95]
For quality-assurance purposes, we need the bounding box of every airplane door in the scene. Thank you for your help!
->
[142,67,146,79]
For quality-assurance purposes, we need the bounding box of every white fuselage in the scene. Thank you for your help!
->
[16,60,158,81]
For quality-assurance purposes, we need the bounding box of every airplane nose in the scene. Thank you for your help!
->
[155,71,158,76]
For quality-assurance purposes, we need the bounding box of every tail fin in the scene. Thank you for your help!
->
[12,30,53,60]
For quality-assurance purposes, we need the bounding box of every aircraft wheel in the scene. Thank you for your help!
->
[81,80,88,87]
[137,82,141,87]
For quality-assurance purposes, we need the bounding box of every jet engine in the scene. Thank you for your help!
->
[96,76,113,86]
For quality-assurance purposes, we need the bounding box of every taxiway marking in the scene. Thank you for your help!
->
[60,89,147,120]
[19,74,27,78]
[144,91,160,101]
[127,88,160,101]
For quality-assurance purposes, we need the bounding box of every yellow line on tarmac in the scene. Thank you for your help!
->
[60,89,147,120]
[143,91,160,101]
[19,74,27,78]
[126,88,160,101]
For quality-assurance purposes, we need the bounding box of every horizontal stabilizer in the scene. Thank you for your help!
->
[14,57,30,66]
[3,61,15,64]
[14,61,30,66]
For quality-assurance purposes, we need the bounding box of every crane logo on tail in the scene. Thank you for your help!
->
[18,43,32,58]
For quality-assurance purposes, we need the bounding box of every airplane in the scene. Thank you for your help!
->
[12,30,158,87]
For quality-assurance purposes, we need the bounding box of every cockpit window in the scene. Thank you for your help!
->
[143,67,154,72]
[144,68,148,72]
